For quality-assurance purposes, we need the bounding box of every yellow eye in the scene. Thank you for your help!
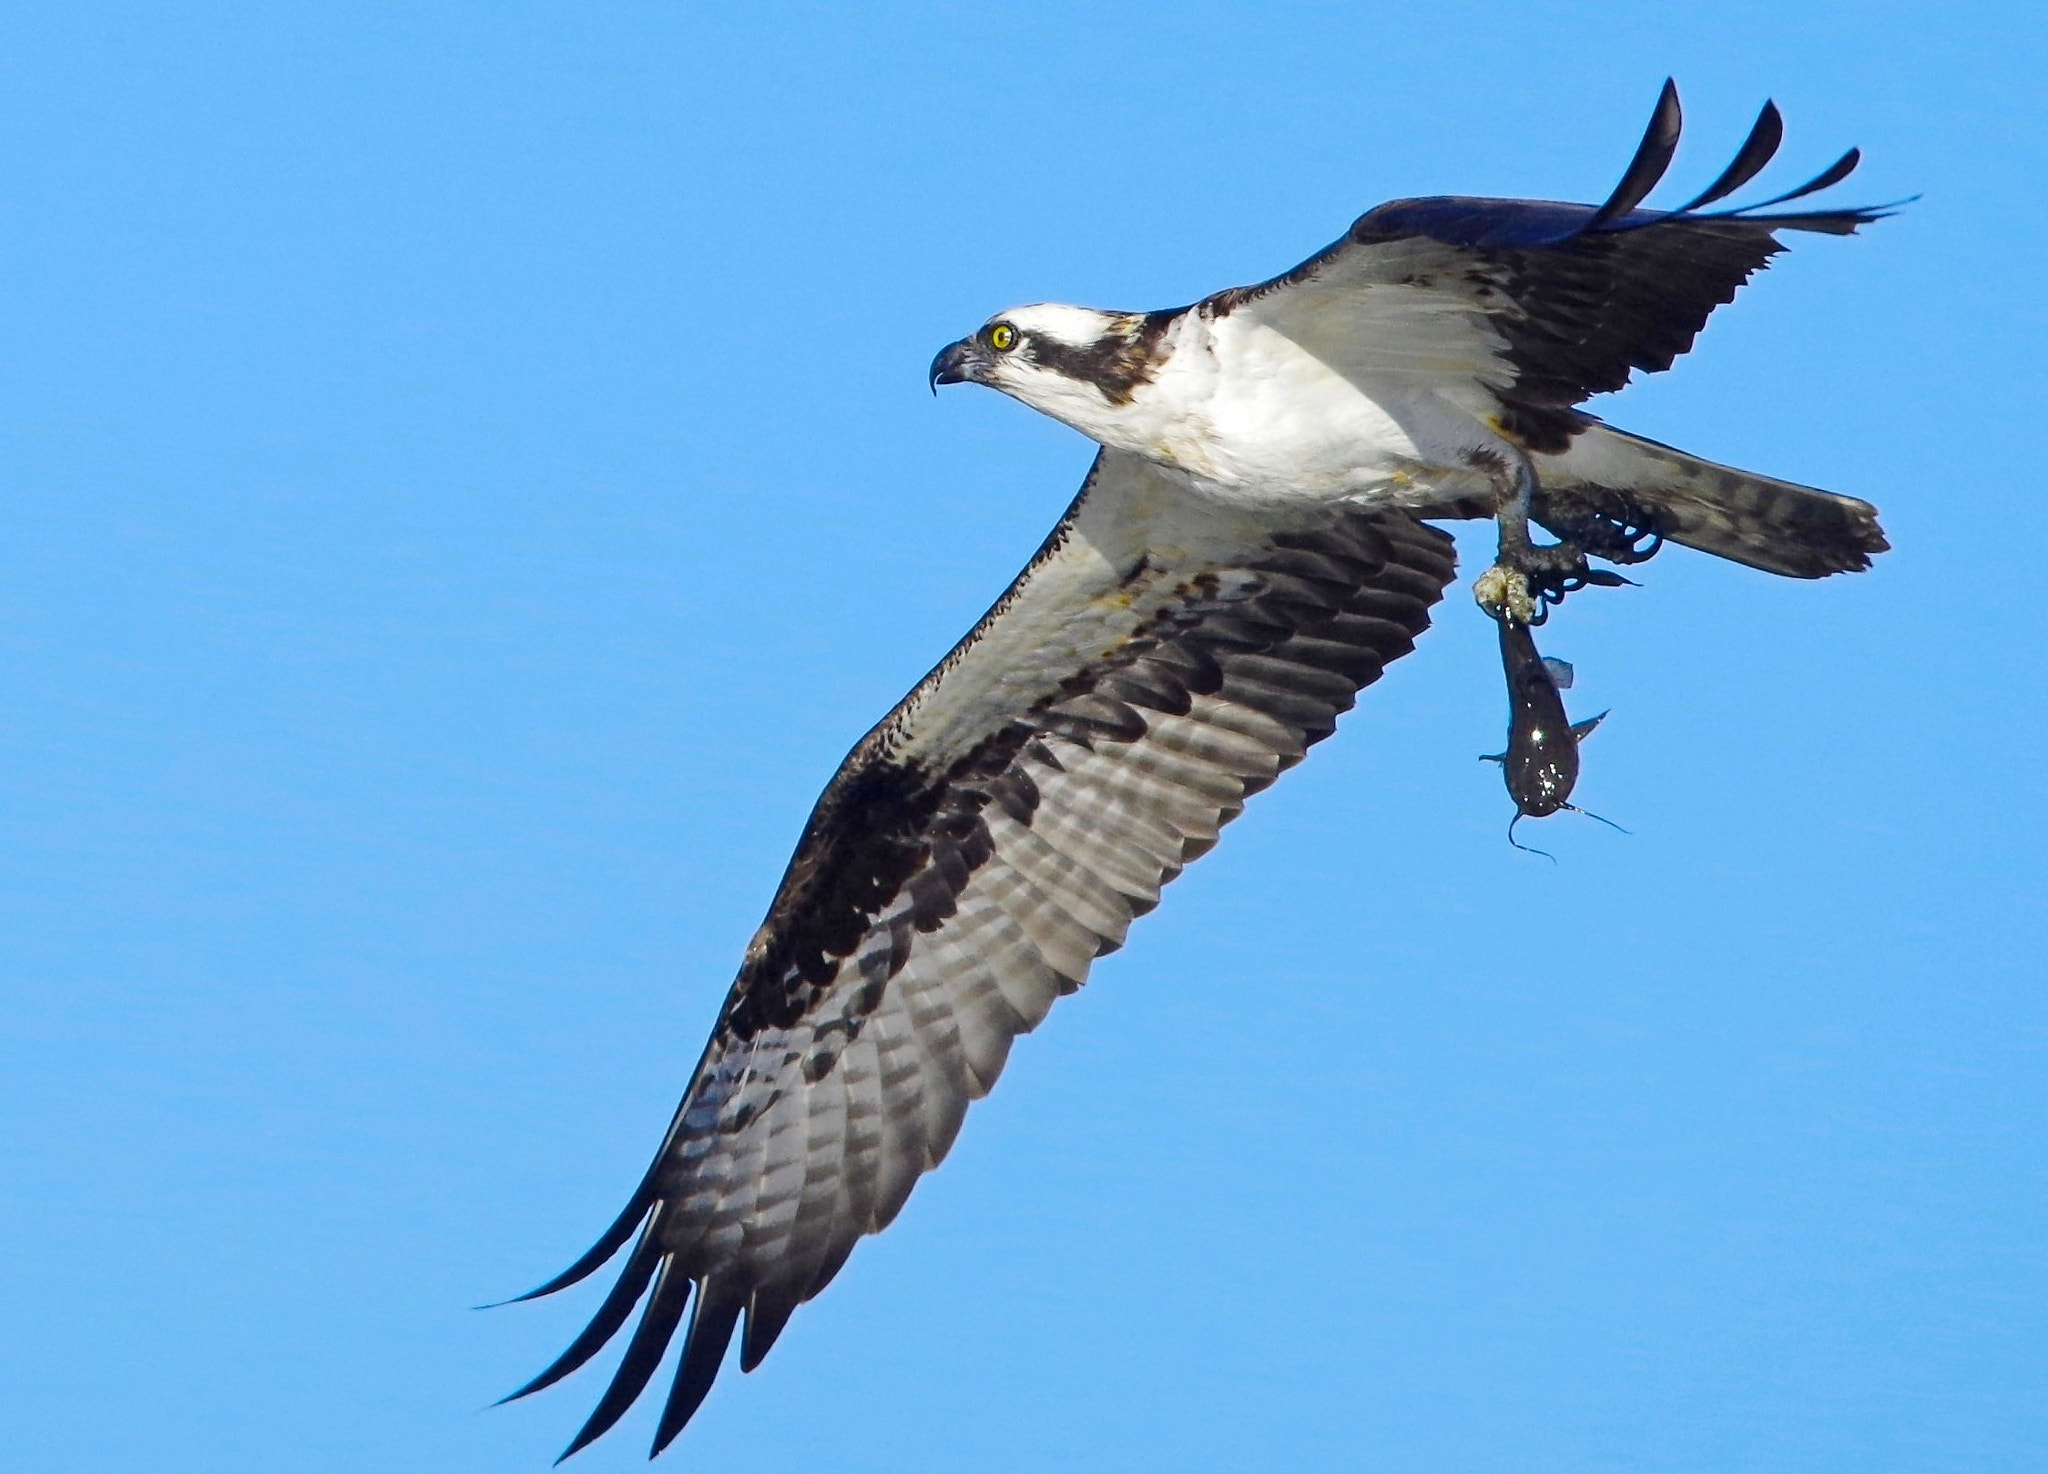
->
[988,322,1018,352]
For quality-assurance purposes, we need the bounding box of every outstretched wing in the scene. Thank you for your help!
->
[1207,79,1891,450]
[506,451,1457,1458]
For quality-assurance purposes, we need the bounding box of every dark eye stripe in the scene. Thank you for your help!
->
[1020,309,1176,406]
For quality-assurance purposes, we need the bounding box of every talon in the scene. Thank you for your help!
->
[1484,538,1603,615]
[1537,503,1666,567]
[1473,563,1538,625]
[1473,445,1636,620]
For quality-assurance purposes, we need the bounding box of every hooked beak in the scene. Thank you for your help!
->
[928,337,987,394]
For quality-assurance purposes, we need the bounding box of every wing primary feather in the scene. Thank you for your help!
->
[496,1173,659,1304]
[738,1285,802,1373]
[500,1036,731,1307]
[801,1231,863,1304]
[554,1256,693,1464]
[1727,146,1862,212]
[497,1223,665,1404]
[1721,202,1899,237]
[1670,99,1784,212]
[1588,77,1684,230]
[650,1287,745,1456]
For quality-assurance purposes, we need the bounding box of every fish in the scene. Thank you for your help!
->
[1481,616,1622,857]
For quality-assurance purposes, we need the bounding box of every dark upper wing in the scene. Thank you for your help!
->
[1207,79,1892,450]
[501,451,1456,1458]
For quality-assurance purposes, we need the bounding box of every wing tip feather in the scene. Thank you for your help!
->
[1588,77,1683,229]
[554,1257,694,1463]
[496,1182,658,1307]
[650,1291,745,1456]
[1583,88,1890,243]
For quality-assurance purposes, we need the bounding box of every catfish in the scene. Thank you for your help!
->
[1482,615,1623,857]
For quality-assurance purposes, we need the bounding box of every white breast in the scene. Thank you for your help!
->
[1129,304,1509,505]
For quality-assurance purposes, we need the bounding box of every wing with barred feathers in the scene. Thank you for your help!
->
[1206,78,1891,451]
[503,450,1456,1459]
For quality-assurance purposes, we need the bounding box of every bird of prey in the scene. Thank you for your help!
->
[503,81,1889,1458]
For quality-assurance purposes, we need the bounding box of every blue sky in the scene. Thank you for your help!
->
[3,3,2042,1471]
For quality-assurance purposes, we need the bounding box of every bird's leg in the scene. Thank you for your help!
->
[1470,446,1630,623]
[1472,445,1577,624]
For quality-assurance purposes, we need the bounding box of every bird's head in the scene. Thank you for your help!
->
[929,304,1174,444]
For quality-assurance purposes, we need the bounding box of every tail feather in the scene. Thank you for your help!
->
[1533,419,1887,578]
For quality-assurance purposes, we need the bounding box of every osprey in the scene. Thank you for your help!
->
[505,81,1889,1458]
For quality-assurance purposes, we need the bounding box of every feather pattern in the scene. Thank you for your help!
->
[505,452,1455,1456]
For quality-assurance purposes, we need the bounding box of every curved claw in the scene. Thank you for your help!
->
[1530,567,1638,614]
[1521,545,1595,605]
[1479,476,1655,621]
[1539,504,1667,566]
[1476,541,1600,623]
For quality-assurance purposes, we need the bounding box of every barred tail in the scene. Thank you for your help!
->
[1532,419,1888,578]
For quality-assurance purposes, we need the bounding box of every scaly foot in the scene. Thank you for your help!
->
[1472,538,1630,624]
